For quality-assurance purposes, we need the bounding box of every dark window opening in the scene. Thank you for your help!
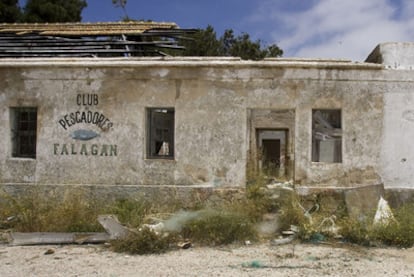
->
[11,107,37,158]
[312,109,342,163]
[147,108,174,159]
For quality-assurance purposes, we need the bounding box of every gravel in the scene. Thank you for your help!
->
[0,242,413,276]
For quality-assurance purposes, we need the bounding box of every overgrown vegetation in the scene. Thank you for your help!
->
[111,227,177,255]
[338,204,414,247]
[0,187,104,232]
[1,181,414,254]
[181,210,257,246]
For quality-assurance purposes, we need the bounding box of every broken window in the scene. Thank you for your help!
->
[10,107,37,158]
[147,108,174,159]
[312,109,342,163]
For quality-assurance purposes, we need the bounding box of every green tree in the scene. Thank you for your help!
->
[181,25,283,60]
[23,0,87,23]
[180,25,222,56]
[0,0,22,22]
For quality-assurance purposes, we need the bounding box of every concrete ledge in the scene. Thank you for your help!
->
[0,183,244,208]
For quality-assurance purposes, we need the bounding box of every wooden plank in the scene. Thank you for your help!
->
[8,232,110,246]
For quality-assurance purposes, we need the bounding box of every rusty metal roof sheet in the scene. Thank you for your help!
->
[0,21,196,58]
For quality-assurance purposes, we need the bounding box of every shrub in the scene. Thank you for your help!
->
[278,193,307,232]
[111,227,177,255]
[181,209,257,245]
[0,187,104,232]
[108,198,152,228]
[371,204,414,247]
[338,217,371,245]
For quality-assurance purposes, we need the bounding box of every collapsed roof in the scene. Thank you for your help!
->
[0,21,195,58]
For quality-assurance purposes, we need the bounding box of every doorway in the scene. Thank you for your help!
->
[248,109,295,181]
[257,129,288,178]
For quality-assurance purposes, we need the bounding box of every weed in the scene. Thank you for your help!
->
[278,193,307,232]
[181,209,257,245]
[0,187,104,232]
[108,198,151,228]
[338,217,371,245]
[241,172,280,221]
[371,203,414,247]
[111,227,178,255]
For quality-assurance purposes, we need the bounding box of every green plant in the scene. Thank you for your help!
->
[240,171,280,221]
[278,193,307,232]
[371,204,414,247]
[0,187,104,232]
[338,217,371,245]
[108,198,152,228]
[111,227,177,255]
[181,209,257,245]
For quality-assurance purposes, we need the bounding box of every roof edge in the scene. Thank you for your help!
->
[0,57,384,70]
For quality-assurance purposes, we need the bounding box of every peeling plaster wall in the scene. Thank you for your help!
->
[380,77,414,188]
[0,58,412,189]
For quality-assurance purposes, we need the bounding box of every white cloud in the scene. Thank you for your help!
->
[250,0,414,61]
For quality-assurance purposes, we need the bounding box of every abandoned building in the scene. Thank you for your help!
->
[1,22,414,202]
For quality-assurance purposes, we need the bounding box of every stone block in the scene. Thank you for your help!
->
[344,184,384,220]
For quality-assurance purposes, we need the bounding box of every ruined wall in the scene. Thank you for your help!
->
[0,60,248,188]
[0,58,411,189]
[379,70,414,188]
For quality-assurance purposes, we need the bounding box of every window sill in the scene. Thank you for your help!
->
[145,157,176,162]
[8,157,36,161]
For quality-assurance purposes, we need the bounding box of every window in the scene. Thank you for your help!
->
[10,107,37,158]
[147,108,174,159]
[312,109,342,163]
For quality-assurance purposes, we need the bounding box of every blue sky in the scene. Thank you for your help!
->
[21,0,414,61]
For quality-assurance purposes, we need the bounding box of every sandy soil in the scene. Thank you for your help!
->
[0,242,413,277]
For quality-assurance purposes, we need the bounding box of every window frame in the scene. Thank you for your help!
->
[10,107,38,159]
[146,107,175,160]
[311,109,342,163]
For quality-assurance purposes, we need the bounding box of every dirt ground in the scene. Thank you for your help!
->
[0,242,413,277]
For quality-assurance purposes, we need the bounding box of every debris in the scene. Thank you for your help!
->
[374,196,395,226]
[297,195,320,225]
[266,181,294,190]
[8,232,110,246]
[97,214,132,239]
[318,215,340,236]
[178,241,192,249]
[271,225,298,246]
[141,222,165,235]
[270,235,296,246]
[344,184,384,220]
[309,233,325,244]
[44,249,55,255]
[242,260,266,268]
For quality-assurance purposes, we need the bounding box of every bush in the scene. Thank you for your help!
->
[371,204,414,247]
[181,210,257,245]
[278,193,307,232]
[0,188,104,232]
[111,227,177,255]
[108,198,151,228]
[338,217,371,245]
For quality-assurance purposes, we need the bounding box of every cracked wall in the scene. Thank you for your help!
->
[0,59,412,189]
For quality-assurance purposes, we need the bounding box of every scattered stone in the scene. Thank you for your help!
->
[97,214,131,239]
[178,241,192,249]
[44,249,55,255]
